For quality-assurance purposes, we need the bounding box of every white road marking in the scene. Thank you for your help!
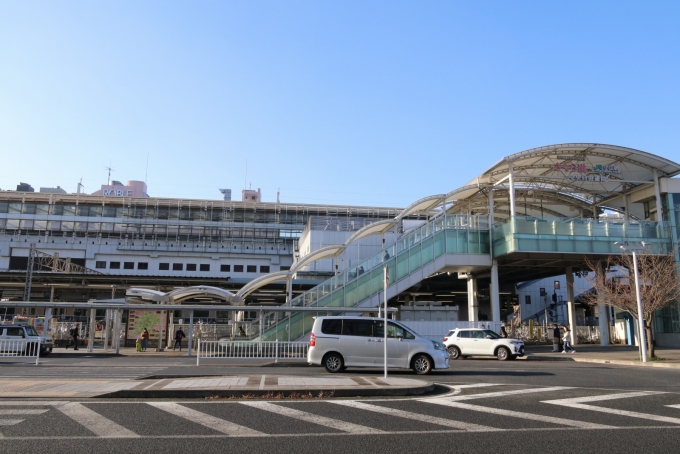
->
[0,402,68,406]
[543,392,680,425]
[422,386,574,402]
[330,400,499,432]
[424,400,616,429]
[0,420,24,426]
[147,402,263,436]
[259,375,266,390]
[53,403,139,438]
[143,379,165,390]
[240,401,384,434]
[667,405,680,410]
[0,410,48,415]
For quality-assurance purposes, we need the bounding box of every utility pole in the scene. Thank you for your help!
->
[23,244,36,302]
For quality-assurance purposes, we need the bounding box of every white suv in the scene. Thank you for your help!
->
[443,328,524,361]
[0,324,54,356]
[308,316,449,375]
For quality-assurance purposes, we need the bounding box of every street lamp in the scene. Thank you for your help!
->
[614,241,649,363]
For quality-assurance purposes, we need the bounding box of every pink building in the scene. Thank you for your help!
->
[91,180,148,197]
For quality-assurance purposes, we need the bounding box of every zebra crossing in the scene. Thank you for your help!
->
[1,384,680,439]
[0,365,167,380]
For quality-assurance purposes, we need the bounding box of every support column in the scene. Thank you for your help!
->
[624,194,630,221]
[187,310,194,357]
[508,163,516,218]
[87,308,95,353]
[467,276,478,322]
[490,261,500,326]
[488,188,495,225]
[44,285,54,339]
[115,309,122,355]
[156,310,165,352]
[653,170,664,222]
[286,276,292,305]
[103,309,110,350]
[596,261,610,346]
[565,266,577,345]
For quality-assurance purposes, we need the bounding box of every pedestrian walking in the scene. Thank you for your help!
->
[66,324,80,350]
[141,328,150,351]
[499,326,508,338]
[173,328,186,351]
[562,326,575,353]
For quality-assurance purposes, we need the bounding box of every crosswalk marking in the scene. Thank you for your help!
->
[0,420,24,426]
[543,392,680,425]
[53,403,139,438]
[147,402,263,436]
[330,400,499,432]
[426,386,574,402]
[0,410,48,415]
[240,401,385,434]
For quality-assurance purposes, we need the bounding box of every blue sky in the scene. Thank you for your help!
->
[1,1,679,207]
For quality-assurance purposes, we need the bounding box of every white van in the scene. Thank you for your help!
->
[0,324,54,356]
[307,316,449,375]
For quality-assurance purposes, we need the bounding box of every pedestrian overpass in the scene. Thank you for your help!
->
[240,144,680,344]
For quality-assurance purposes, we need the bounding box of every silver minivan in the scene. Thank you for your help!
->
[0,324,54,356]
[307,316,449,375]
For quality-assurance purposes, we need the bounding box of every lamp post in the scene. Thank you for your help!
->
[614,241,649,363]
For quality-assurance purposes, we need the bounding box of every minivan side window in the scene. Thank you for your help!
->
[457,330,470,338]
[6,328,24,337]
[342,320,373,337]
[321,319,342,335]
[375,321,415,339]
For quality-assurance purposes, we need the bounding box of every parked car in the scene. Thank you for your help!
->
[0,324,54,356]
[307,316,449,375]
[443,328,524,361]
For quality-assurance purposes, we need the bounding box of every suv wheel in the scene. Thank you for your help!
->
[412,354,433,375]
[323,353,344,373]
[496,347,510,361]
[447,346,461,360]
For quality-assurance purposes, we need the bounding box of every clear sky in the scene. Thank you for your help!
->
[1,1,679,207]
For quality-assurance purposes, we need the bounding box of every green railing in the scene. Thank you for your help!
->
[492,216,673,256]
[257,214,491,341]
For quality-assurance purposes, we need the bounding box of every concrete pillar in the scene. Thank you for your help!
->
[596,261,610,346]
[87,308,96,353]
[187,310,194,357]
[467,276,478,322]
[156,310,165,352]
[490,261,501,325]
[115,309,122,354]
[653,170,664,222]
[624,194,630,221]
[103,309,110,350]
[286,276,292,305]
[488,188,495,225]
[45,285,54,338]
[508,163,516,218]
[565,266,577,345]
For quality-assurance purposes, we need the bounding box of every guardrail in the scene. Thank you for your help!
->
[196,340,308,366]
[0,339,41,365]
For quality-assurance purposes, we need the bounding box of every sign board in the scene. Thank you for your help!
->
[126,310,167,340]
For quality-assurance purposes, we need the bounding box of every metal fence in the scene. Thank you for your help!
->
[0,339,40,365]
[196,340,308,365]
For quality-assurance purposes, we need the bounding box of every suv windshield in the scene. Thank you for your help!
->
[483,330,501,339]
[24,326,39,336]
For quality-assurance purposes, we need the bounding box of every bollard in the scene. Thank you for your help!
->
[196,339,200,366]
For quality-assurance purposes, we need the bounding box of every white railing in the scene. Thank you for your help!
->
[0,339,41,365]
[196,340,308,366]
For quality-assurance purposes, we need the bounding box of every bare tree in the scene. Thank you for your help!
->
[582,252,680,358]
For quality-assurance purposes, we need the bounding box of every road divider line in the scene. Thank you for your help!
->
[240,401,384,434]
[53,403,139,438]
[330,400,499,432]
[0,410,48,415]
[0,420,24,426]
[422,386,574,403]
[424,401,615,429]
[147,402,263,436]
[543,391,664,404]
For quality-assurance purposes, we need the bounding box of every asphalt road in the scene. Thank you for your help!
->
[2,355,680,453]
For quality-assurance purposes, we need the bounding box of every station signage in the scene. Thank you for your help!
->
[568,175,609,182]
[556,155,586,161]
[593,164,620,174]
[102,189,133,196]
[554,162,587,173]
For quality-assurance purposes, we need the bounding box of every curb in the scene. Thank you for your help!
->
[99,383,435,399]
[523,355,680,369]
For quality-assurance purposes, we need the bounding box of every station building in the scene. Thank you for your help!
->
[2,143,680,347]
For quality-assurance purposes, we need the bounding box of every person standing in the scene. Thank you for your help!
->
[66,323,80,350]
[499,326,508,338]
[562,326,575,353]
[141,328,150,352]
[173,328,186,351]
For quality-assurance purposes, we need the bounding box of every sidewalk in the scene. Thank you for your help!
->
[523,343,680,368]
[0,374,434,399]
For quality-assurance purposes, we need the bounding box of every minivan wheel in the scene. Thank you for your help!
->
[447,346,461,360]
[496,347,510,361]
[323,353,344,373]
[412,354,433,375]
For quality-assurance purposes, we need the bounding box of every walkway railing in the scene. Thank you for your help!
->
[196,340,308,365]
[0,339,40,365]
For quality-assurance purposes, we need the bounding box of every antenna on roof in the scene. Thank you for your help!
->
[77,178,85,194]
[104,162,114,185]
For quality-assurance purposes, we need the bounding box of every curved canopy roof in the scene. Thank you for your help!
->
[127,286,242,305]
[236,270,291,298]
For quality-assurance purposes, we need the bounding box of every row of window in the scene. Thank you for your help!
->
[0,202,399,223]
[94,261,271,273]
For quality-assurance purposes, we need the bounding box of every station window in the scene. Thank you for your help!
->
[234,265,244,272]
[173,263,183,271]
[110,262,121,269]
[247,265,257,273]
[280,266,290,271]
[124,262,134,270]
[159,263,170,271]
[95,261,106,269]
[200,264,210,272]
[260,266,270,273]
[186,263,197,271]
[220,264,231,272]
[138,262,149,270]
